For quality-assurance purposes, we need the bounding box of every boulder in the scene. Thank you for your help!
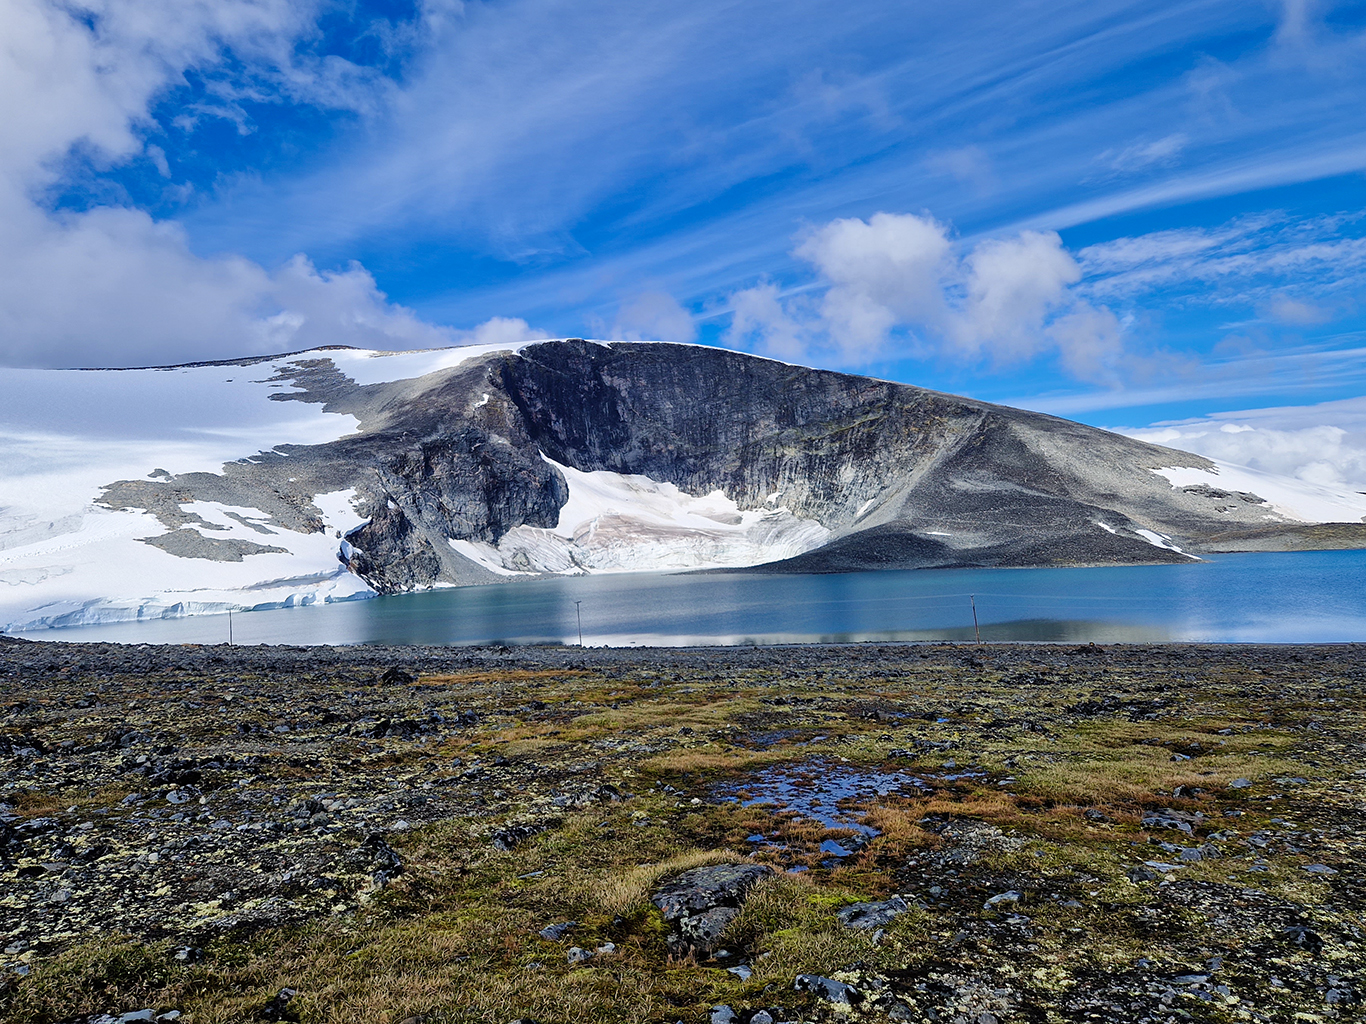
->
[650,862,773,957]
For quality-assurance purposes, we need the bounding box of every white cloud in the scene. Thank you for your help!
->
[610,291,697,342]
[953,230,1081,359]
[722,281,806,360]
[795,212,952,359]
[454,316,551,348]
[1122,395,1366,493]
[725,212,1124,379]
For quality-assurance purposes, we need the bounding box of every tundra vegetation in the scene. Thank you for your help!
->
[1,638,1363,1023]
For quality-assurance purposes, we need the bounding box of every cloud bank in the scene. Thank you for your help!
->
[0,0,535,367]
[1124,396,1366,495]
[724,213,1123,380]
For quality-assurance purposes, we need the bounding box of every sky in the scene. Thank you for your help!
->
[4,0,1366,490]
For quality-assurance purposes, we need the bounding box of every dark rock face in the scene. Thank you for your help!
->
[651,862,774,957]
[92,341,1366,595]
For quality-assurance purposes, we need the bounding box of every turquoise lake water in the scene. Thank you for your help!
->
[20,549,1366,646]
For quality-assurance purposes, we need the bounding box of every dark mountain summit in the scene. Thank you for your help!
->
[96,340,1366,595]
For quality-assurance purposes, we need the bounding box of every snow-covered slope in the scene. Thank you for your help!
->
[0,345,529,631]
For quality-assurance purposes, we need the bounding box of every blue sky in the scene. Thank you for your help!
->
[4,0,1366,485]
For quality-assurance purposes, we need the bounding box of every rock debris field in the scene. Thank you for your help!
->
[1,637,1364,1023]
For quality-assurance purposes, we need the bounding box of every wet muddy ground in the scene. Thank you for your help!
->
[1,638,1364,1023]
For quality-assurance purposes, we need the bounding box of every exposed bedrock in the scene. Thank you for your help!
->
[93,340,1366,594]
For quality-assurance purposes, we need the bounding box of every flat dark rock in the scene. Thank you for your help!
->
[835,895,910,930]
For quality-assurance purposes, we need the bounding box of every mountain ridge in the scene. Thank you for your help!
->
[2,339,1364,631]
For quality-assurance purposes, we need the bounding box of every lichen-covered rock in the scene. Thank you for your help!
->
[836,895,910,930]
[651,862,773,957]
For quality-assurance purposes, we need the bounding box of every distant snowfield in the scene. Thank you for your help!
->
[0,345,533,632]
[1150,461,1366,524]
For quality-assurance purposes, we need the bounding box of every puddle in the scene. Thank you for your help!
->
[717,758,987,866]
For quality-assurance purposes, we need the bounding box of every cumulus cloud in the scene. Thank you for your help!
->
[725,212,1123,380]
[0,0,508,367]
[723,282,806,360]
[1122,396,1366,494]
[610,290,697,342]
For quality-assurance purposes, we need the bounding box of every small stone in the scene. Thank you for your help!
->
[795,974,859,1005]
[1304,863,1339,875]
[115,1011,155,1024]
[749,1013,774,1024]
[566,946,594,964]
[538,921,576,941]
[983,890,1021,908]
[1144,860,1183,872]
[710,1007,739,1024]
[726,964,752,981]
[1229,778,1252,789]
[1178,847,1203,862]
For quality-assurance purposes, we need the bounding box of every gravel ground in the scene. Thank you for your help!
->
[2,638,1364,1023]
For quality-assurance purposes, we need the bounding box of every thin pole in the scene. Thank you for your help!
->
[228,610,233,646]
[970,595,980,644]
[575,601,583,647]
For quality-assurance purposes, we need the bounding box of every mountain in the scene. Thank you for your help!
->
[2,339,1364,631]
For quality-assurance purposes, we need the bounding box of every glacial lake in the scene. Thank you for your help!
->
[17,549,1366,646]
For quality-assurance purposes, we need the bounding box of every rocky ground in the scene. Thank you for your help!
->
[1,637,1363,1023]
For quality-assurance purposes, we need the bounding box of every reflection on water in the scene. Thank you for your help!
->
[15,549,1366,646]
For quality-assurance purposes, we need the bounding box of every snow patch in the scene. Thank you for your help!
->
[1134,529,1192,556]
[477,457,830,574]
